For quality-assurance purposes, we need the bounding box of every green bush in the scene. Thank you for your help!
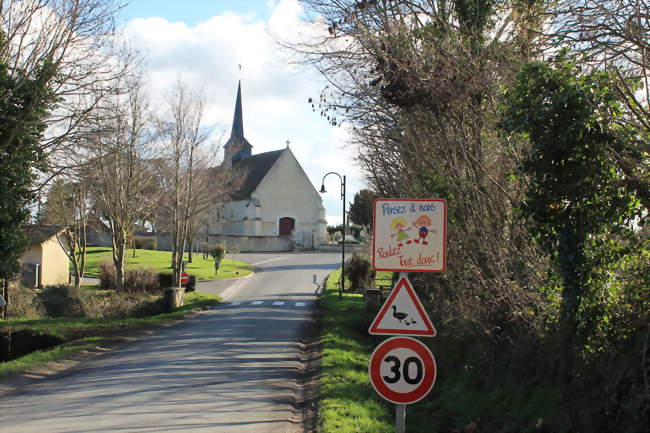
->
[208,244,226,262]
[185,275,196,292]
[134,236,157,250]
[158,272,174,289]
[344,253,375,292]
[209,244,226,275]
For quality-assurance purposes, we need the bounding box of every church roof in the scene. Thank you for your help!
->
[231,149,285,200]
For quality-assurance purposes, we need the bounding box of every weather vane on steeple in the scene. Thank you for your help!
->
[286,139,291,148]
[238,64,242,76]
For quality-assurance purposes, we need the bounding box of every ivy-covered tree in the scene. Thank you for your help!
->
[0,57,53,282]
[502,57,645,337]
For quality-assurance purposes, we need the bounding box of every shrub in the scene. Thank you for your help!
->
[98,261,116,290]
[81,290,163,319]
[6,284,45,318]
[185,275,196,292]
[208,244,226,262]
[124,267,160,293]
[134,236,157,250]
[209,244,227,275]
[132,296,165,317]
[345,253,375,292]
[99,262,161,293]
[158,272,173,288]
[38,285,85,317]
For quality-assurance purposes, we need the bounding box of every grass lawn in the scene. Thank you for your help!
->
[318,268,394,433]
[81,247,253,281]
[0,291,220,378]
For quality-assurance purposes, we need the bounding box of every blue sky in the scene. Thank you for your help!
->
[120,0,274,26]
[118,0,363,226]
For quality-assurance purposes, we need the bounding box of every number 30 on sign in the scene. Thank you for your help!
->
[368,336,437,404]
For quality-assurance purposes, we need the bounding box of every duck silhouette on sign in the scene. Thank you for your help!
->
[391,305,409,324]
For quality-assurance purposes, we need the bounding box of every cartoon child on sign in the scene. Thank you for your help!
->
[390,217,412,247]
[412,215,436,245]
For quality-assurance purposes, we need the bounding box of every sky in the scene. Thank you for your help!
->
[118,0,364,226]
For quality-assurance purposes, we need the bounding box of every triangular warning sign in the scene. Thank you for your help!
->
[369,276,436,337]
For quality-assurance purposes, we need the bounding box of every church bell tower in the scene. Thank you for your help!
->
[223,81,253,168]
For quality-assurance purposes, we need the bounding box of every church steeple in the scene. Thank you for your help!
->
[231,81,244,139]
[224,80,253,168]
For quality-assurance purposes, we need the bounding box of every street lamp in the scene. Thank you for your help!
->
[320,172,346,298]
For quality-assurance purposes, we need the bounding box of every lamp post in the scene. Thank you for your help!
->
[320,172,346,298]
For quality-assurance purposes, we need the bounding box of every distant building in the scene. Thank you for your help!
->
[20,225,69,287]
[209,81,327,250]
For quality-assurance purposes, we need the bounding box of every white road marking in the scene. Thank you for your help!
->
[295,302,306,307]
[229,301,241,306]
[251,257,288,266]
[272,301,285,306]
[251,300,264,305]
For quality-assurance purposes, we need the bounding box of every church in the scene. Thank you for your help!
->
[208,81,328,251]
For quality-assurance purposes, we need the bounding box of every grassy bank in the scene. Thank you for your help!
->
[0,291,220,378]
[318,269,394,433]
[82,247,253,281]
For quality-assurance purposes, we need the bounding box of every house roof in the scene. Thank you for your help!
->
[231,149,285,200]
[23,225,65,247]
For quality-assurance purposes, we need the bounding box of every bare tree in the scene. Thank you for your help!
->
[40,177,92,290]
[88,79,158,292]
[155,82,235,287]
[0,0,137,185]
[288,0,549,332]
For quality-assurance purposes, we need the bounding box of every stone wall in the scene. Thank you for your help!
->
[207,234,291,252]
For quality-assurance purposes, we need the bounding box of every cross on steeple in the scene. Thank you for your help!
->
[286,139,291,148]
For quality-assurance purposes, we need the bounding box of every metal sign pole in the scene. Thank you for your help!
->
[396,404,406,433]
[397,271,408,433]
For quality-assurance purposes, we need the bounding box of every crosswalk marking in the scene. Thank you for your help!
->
[226,300,310,308]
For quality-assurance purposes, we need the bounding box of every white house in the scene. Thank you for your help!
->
[208,81,327,251]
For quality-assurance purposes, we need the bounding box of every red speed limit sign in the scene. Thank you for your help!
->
[369,336,436,404]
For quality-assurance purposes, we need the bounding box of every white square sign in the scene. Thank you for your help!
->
[372,198,447,272]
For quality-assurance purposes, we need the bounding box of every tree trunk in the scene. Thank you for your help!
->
[112,233,126,292]
[77,229,87,291]
[2,279,8,319]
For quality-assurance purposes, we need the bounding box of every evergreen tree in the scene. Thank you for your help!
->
[348,189,377,228]
[0,54,54,281]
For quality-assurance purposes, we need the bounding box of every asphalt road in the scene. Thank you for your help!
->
[1,252,340,433]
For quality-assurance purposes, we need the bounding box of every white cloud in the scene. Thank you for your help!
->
[122,0,364,225]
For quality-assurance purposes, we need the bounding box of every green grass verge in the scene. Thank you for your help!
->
[318,268,394,433]
[0,337,107,378]
[82,247,253,281]
[0,291,220,378]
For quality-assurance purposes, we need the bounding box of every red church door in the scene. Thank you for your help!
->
[279,217,295,236]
